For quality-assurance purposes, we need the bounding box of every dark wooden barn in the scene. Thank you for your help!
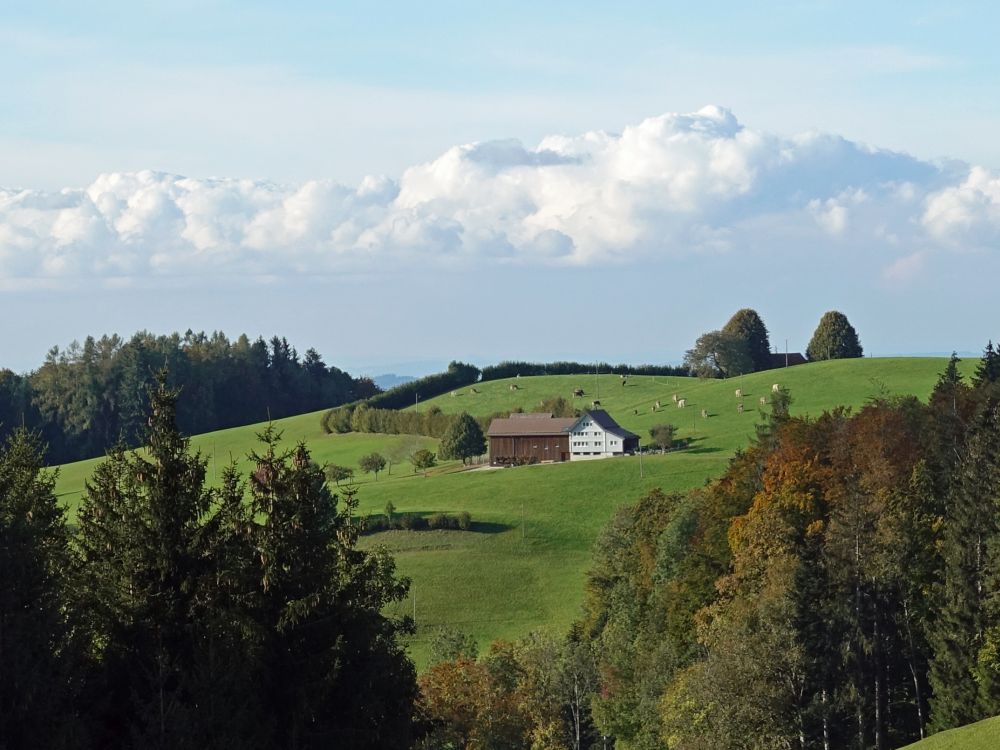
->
[487,413,576,466]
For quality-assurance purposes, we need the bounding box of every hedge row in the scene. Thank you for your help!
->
[479,360,688,380]
[360,511,473,534]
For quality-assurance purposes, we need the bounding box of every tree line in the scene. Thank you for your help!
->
[0,330,377,464]
[0,376,416,749]
[685,308,863,378]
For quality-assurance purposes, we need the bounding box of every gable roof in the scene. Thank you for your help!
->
[767,352,808,369]
[572,409,639,441]
[487,414,578,437]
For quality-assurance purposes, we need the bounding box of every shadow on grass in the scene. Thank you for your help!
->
[677,436,726,455]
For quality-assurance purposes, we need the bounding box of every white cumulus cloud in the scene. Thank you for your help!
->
[0,105,995,282]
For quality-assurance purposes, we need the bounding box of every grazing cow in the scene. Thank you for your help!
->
[450,391,457,398]
[509,384,519,391]
[759,396,767,406]
[592,400,601,408]
[470,387,479,394]
[738,403,744,414]
[701,408,708,419]
[772,383,781,393]
[735,388,743,398]
[651,406,656,413]
[677,399,686,408]
[672,394,678,403]
[573,388,584,397]
[655,400,661,410]
[622,378,627,387]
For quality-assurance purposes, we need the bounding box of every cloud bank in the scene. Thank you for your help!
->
[2,105,998,283]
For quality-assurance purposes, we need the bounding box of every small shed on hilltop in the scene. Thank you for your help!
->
[767,352,807,369]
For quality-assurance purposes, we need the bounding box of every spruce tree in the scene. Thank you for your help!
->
[722,308,772,372]
[928,404,1000,730]
[806,311,864,361]
[440,413,487,465]
[249,428,417,749]
[973,340,1000,387]
[76,373,212,747]
[0,429,83,748]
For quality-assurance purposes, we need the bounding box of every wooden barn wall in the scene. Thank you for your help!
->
[489,434,570,464]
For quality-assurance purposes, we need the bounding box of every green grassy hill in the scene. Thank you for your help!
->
[898,716,1000,749]
[52,357,976,667]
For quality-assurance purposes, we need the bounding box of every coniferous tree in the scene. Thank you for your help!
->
[722,308,772,372]
[439,412,487,465]
[249,429,417,749]
[0,429,84,748]
[928,404,1000,731]
[973,340,1000,387]
[75,373,212,747]
[806,311,864,361]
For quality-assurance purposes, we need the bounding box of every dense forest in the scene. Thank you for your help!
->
[0,331,377,464]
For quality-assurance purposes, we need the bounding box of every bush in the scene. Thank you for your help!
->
[457,511,472,531]
[427,512,452,530]
[398,513,428,531]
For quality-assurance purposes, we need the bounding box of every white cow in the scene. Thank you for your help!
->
[655,400,661,410]
[738,403,744,414]
[772,383,781,393]
[677,398,686,408]
[735,388,743,398]
[701,408,708,419]
[759,396,767,406]
[672,394,678,403]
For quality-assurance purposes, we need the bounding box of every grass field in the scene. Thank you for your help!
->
[898,716,1000,749]
[52,357,977,667]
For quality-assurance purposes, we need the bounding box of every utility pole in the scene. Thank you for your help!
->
[785,338,789,368]
[595,364,600,401]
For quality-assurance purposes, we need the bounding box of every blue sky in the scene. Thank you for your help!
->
[1,2,999,374]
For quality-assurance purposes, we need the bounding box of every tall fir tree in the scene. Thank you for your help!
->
[75,373,213,747]
[973,340,1000,388]
[928,403,1000,731]
[248,428,417,749]
[0,429,84,748]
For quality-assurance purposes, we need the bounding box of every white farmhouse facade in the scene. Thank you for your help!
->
[568,409,639,460]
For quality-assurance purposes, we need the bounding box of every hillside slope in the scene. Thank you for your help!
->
[898,716,1000,749]
[53,357,976,666]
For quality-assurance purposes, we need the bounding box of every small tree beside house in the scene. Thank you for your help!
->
[439,413,486,466]
[649,424,676,454]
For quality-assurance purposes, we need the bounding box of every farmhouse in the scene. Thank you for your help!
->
[487,410,638,466]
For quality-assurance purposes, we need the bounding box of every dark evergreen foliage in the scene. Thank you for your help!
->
[0,330,374,465]
[0,429,84,748]
[806,310,864,360]
[438,412,487,465]
[722,308,772,372]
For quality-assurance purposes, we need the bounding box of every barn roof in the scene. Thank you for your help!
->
[580,409,639,440]
[487,415,578,437]
[767,352,808,369]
